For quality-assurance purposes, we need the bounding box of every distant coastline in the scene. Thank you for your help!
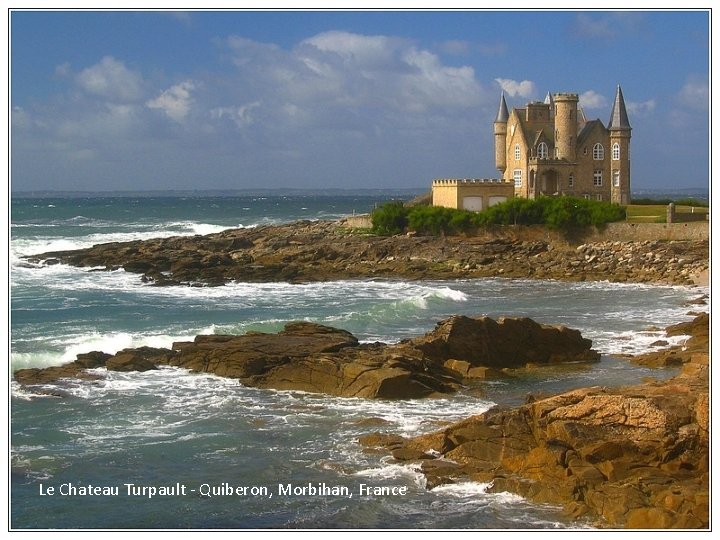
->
[9,187,710,202]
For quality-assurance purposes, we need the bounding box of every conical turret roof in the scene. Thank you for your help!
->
[608,85,631,130]
[495,92,509,123]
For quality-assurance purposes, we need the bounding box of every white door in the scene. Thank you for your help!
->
[462,196,483,211]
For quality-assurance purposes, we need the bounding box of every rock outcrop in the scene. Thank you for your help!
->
[24,220,709,286]
[409,315,599,368]
[362,313,709,529]
[13,316,599,399]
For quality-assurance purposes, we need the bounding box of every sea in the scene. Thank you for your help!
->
[9,192,709,530]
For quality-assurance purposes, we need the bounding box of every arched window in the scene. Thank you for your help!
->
[514,144,521,161]
[537,142,548,159]
[612,143,620,160]
[593,143,604,160]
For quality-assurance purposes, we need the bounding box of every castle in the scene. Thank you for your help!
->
[432,86,631,211]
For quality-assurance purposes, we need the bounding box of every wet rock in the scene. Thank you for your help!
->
[375,314,709,529]
[14,316,600,401]
[411,315,599,368]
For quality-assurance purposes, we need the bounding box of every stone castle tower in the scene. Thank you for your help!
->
[494,86,631,204]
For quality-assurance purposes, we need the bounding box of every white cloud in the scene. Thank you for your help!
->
[579,90,607,110]
[676,75,708,111]
[11,106,32,129]
[212,30,490,132]
[75,56,144,102]
[13,31,494,191]
[301,31,407,69]
[439,40,471,56]
[210,102,261,128]
[573,14,616,40]
[400,48,482,111]
[572,12,646,41]
[626,99,656,117]
[494,78,535,98]
[146,81,196,122]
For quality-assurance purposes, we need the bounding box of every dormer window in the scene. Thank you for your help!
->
[537,142,548,159]
[514,144,521,161]
[593,143,605,160]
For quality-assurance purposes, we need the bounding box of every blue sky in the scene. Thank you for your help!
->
[10,9,710,193]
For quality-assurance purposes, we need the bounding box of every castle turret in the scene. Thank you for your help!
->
[608,85,632,204]
[553,93,579,161]
[494,92,509,175]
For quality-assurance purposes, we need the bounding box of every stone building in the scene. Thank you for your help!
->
[431,178,514,212]
[495,86,631,204]
[432,86,631,211]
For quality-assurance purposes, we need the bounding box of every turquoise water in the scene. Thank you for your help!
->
[10,193,706,529]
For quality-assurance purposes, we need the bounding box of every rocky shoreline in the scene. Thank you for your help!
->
[17,219,710,529]
[13,311,709,528]
[361,313,709,529]
[25,219,709,286]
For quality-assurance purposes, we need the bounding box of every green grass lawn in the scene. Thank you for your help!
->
[625,204,709,223]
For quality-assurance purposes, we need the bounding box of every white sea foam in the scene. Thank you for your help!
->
[10,220,254,258]
[355,461,426,488]
[10,326,218,371]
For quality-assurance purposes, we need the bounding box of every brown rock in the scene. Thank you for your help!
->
[410,315,600,368]
[373,314,709,529]
[105,353,158,372]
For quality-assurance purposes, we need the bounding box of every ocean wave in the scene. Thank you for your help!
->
[430,480,527,505]
[10,326,218,371]
[354,461,426,488]
[10,220,253,258]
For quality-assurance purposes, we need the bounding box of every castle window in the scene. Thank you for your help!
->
[593,143,604,160]
[612,143,620,160]
[596,194,603,201]
[583,147,588,156]
[513,169,522,188]
[593,170,603,187]
[568,174,574,187]
[514,144,521,161]
[537,142,548,159]
[613,170,620,187]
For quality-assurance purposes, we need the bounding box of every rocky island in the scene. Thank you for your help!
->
[14,315,599,399]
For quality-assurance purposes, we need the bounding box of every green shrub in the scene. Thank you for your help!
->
[476,196,625,230]
[372,196,626,235]
[630,197,673,205]
[475,197,544,226]
[673,198,708,207]
[371,201,409,235]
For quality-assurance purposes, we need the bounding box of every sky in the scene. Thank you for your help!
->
[8,9,711,193]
